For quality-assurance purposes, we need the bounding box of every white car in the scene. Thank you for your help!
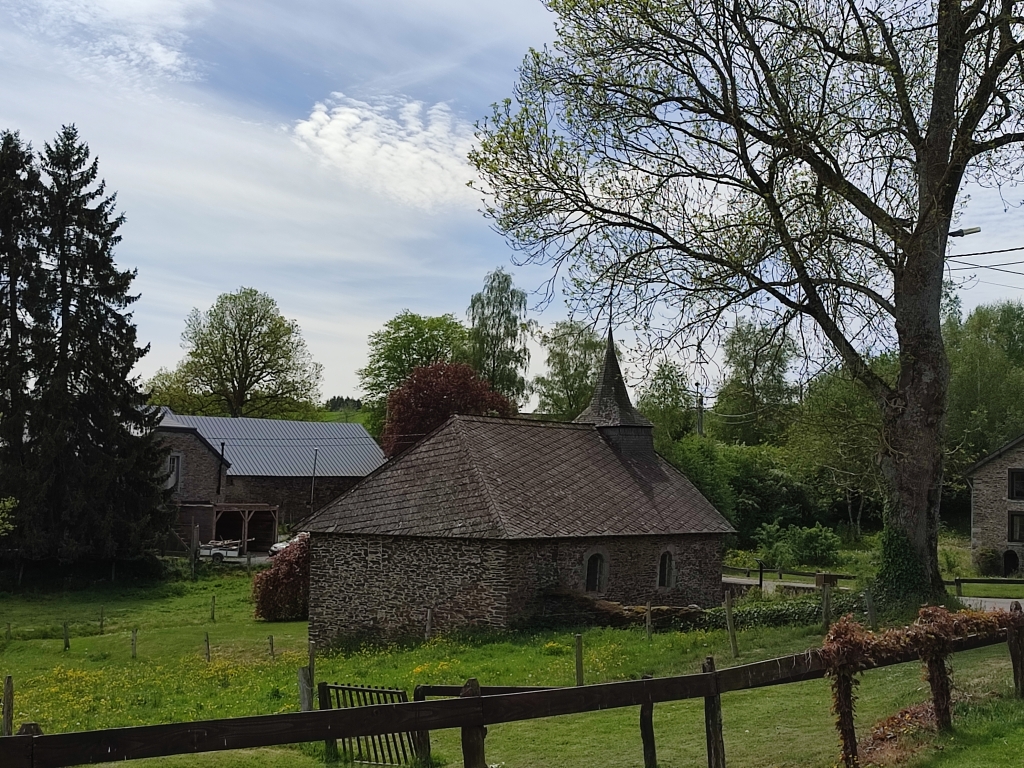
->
[269,532,308,557]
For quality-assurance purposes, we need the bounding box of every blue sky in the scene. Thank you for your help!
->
[1,0,1022,401]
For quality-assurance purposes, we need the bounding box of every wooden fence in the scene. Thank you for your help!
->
[0,631,1012,768]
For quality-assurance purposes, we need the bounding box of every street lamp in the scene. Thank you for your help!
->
[949,227,981,237]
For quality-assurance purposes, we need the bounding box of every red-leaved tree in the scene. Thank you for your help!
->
[252,534,309,621]
[381,362,514,457]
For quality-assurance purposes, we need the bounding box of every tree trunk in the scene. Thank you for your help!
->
[876,237,949,601]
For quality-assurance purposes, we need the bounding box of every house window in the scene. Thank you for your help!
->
[164,454,181,491]
[1010,514,1024,543]
[1009,470,1024,500]
[585,553,605,593]
[658,551,674,588]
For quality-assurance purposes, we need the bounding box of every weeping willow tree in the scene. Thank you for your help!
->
[470,0,1024,602]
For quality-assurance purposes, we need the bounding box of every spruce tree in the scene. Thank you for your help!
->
[0,131,41,485]
[21,125,169,562]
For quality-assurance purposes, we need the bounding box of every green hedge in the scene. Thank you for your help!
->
[697,591,865,631]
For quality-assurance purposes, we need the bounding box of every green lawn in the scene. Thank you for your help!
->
[1,568,1022,767]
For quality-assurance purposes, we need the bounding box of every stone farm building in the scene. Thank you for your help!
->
[967,432,1024,575]
[156,409,385,553]
[303,334,733,643]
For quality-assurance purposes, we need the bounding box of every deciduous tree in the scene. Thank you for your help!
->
[531,320,605,419]
[380,362,514,457]
[467,268,531,405]
[357,310,468,435]
[150,287,323,419]
[471,0,1024,602]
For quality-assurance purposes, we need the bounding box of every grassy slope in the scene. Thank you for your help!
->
[0,569,1020,767]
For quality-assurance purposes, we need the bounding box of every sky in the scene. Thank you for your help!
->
[1,0,1023,402]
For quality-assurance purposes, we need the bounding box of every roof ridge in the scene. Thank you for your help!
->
[452,418,511,539]
[453,414,594,430]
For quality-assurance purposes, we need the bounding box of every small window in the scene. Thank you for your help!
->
[1010,514,1024,543]
[658,551,674,588]
[585,553,605,593]
[1009,470,1024,500]
[163,454,181,491]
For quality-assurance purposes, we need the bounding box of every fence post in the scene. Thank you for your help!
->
[317,682,340,762]
[822,584,832,633]
[865,587,878,631]
[63,621,69,652]
[131,629,137,660]
[2,675,12,737]
[204,632,211,663]
[460,678,487,768]
[99,606,104,635]
[646,600,653,642]
[575,634,584,686]
[702,656,726,768]
[412,685,433,764]
[955,578,963,597]
[724,592,739,658]
[639,674,657,768]
[1008,601,1024,698]
[298,667,313,712]
[268,635,275,660]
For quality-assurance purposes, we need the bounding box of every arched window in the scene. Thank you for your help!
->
[585,553,605,593]
[658,551,674,588]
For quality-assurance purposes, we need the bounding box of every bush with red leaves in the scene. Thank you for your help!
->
[381,362,514,457]
[253,534,309,621]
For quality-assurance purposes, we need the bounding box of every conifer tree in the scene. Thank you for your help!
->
[0,131,40,482]
[18,125,168,562]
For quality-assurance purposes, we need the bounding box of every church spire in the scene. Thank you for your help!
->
[574,328,652,428]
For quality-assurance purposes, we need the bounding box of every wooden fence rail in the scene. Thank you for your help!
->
[0,632,1009,768]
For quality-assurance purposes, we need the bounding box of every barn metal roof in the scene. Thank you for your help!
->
[157,409,385,478]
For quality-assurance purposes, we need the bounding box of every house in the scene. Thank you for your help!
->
[303,333,733,643]
[966,433,1024,575]
[156,409,385,552]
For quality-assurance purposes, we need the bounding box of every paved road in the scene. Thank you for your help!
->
[959,596,1024,611]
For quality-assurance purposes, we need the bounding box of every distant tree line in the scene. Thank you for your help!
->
[0,126,169,565]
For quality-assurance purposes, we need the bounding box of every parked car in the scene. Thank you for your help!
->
[269,532,308,557]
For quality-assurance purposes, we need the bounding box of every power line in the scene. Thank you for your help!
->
[947,245,1024,258]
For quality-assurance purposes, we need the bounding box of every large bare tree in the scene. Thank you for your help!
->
[470,0,1024,601]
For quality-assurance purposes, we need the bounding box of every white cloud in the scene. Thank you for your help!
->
[2,0,209,82]
[293,94,478,211]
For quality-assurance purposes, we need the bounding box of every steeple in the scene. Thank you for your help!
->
[574,329,655,459]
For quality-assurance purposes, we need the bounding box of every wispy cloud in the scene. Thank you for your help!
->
[293,94,478,211]
[2,0,209,82]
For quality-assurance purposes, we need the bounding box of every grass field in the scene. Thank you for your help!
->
[0,567,1021,767]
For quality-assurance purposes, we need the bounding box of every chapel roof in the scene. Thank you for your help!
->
[573,328,652,428]
[302,414,732,539]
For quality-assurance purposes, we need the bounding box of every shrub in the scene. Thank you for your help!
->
[700,591,863,631]
[752,521,841,569]
[253,534,309,621]
[974,547,1001,577]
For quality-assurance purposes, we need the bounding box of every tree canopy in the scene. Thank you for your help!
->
[149,288,322,419]
[531,320,605,419]
[357,310,468,435]
[471,0,1024,603]
[467,268,531,405]
[380,362,514,457]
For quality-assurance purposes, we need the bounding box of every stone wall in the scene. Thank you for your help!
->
[309,532,724,643]
[156,430,224,505]
[971,448,1024,563]
[506,535,723,623]
[309,533,510,646]
[225,476,359,526]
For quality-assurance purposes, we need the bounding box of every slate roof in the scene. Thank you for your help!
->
[157,409,385,478]
[303,415,733,539]
[965,431,1024,477]
[573,329,652,428]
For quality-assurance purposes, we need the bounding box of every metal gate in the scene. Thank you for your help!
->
[317,683,417,766]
